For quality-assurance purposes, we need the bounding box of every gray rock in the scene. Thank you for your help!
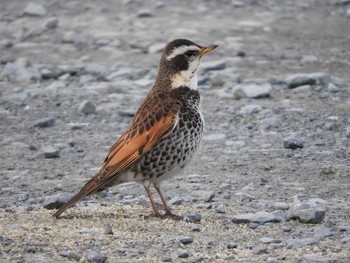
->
[283,133,304,149]
[59,251,81,261]
[62,31,82,44]
[266,257,279,263]
[239,104,263,115]
[286,202,326,224]
[203,133,226,141]
[215,205,226,214]
[301,55,318,64]
[236,192,255,203]
[1,58,41,82]
[345,126,350,138]
[178,251,190,258]
[162,255,172,262]
[168,196,184,205]
[234,83,271,99]
[43,146,60,158]
[148,43,165,53]
[284,74,317,89]
[179,236,193,245]
[300,255,340,263]
[103,225,113,235]
[271,202,290,210]
[192,190,215,202]
[137,10,154,18]
[43,194,70,210]
[41,68,58,79]
[227,242,238,249]
[191,226,201,232]
[87,250,107,263]
[286,238,318,248]
[232,211,283,224]
[201,60,226,72]
[23,3,47,16]
[183,212,201,223]
[253,246,268,255]
[79,100,96,114]
[327,83,339,93]
[261,116,283,130]
[43,17,59,29]
[259,237,282,244]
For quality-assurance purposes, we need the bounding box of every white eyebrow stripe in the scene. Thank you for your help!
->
[166,45,201,61]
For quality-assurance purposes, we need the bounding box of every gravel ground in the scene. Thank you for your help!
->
[1,0,350,262]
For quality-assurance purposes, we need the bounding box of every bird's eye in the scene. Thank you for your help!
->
[184,50,198,57]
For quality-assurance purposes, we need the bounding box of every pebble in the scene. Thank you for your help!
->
[327,83,339,93]
[43,17,59,29]
[234,83,271,99]
[162,255,172,262]
[239,104,263,115]
[192,190,215,202]
[1,58,41,82]
[41,68,58,79]
[236,192,255,203]
[23,3,47,16]
[183,212,201,223]
[232,211,283,224]
[284,74,317,89]
[301,55,318,64]
[201,60,226,72]
[283,133,304,149]
[191,226,201,232]
[137,9,154,18]
[253,246,268,255]
[148,43,165,53]
[178,251,190,258]
[62,31,82,44]
[299,255,339,263]
[168,196,184,205]
[59,251,81,261]
[103,225,113,235]
[227,242,238,249]
[215,205,226,214]
[266,257,279,263]
[287,238,318,248]
[79,100,96,114]
[179,236,193,245]
[286,202,326,224]
[43,146,60,158]
[87,250,107,263]
[345,126,350,138]
[272,202,290,210]
[261,116,283,130]
[43,194,70,210]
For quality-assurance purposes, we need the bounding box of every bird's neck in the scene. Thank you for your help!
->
[170,70,198,90]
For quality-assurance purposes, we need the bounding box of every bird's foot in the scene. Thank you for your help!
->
[143,211,183,221]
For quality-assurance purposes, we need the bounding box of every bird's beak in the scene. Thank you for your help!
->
[198,45,218,56]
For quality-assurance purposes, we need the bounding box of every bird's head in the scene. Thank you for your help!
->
[157,39,218,90]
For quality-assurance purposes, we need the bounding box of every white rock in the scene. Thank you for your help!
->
[79,100,96,114]
[234,83,271,99]
[23,3,47,16]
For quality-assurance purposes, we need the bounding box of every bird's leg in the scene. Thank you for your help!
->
[144,185,159,216]
[154,184,182,220]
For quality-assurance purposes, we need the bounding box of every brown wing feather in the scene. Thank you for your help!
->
[54,98,180,218]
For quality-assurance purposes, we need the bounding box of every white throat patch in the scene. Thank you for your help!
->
[171,57,200,90]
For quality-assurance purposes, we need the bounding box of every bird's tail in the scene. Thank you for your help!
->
[53,169,106,218]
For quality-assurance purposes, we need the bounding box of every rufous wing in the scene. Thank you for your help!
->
[53,99,181,218]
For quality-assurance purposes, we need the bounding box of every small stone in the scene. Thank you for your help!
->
[234,83,271,99]
[272,202,290,210]
[43,17,59,29]
[137,10,154,18]
[253,246,268,255]
[300,255,339,263]
[59,251,81,261]
[203,133,226,141]
[23,3,47,16]
[227,242,238,249]
[236,192,255,203]
[266,257,279,263]
[327,83,339,93]
[301,55,318,64]
[239,104,263,115]
[79,100,96,114]
[215,205,226,214]
[62,31,81,44]
[192,190,215,202]
[41,68,58,79]
[179,236,193,245]
[43,194,70,210]
[286,202,326,224]
[43,146,60,158]
[283,133,304,149]
[191,226,201,232]
[232,211,283,224]
[284,74,317,89]
[168,196,184,205]
[87,250,107,263]
[346,126,350,138]
[178,252,190,258]
[183,212,201,223]
[261,116,283,130]
[103,225,113,235]
[148,43,165,53]
[162,255,172,262]
[201,60,226,72]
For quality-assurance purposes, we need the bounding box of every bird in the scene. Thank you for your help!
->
[53,39,218,219]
